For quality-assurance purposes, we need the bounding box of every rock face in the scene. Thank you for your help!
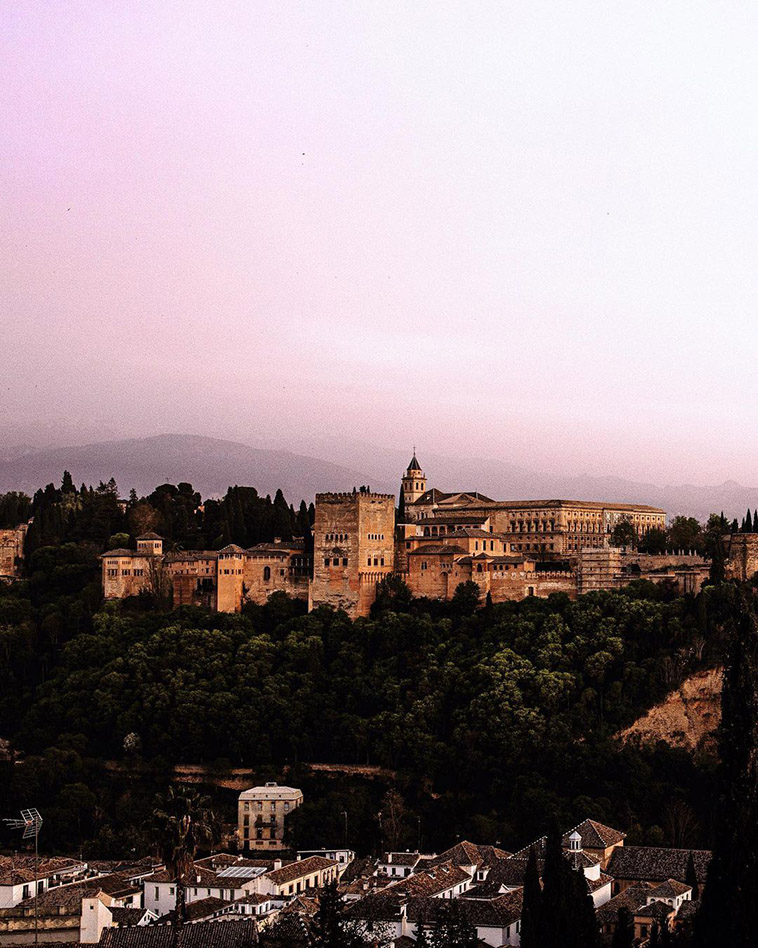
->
[619,667,723,753]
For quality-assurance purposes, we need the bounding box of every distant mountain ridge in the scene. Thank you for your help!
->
[0,432,756,521]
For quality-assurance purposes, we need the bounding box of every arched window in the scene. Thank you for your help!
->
[263,566,271,581]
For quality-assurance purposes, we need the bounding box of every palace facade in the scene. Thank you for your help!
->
[100,454,696,617]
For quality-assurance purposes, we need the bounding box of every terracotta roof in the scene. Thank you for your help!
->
[406,889,523,927]
[383,863,471,898]
[649,879,692,899]
[99,920,259,947]
[136,533,163,540]
[586,871,614,893]
[563,819,626,850]
[265,856,336,886]
[218,544,246,554]
[427,841,485,869]
[150,866,220,887]
[109,907,153,926]
[636,899,675,921]
[380,852,420,867]
[408,544,465,556]
[596,884,655,925]
[101,549,135,557]
[160,896,230,923]
[607,847,711,884]
[343,893,402,922]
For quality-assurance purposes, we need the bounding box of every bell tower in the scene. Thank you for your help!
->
[401,450,426,512]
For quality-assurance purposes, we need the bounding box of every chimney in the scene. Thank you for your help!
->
[273,859,282,871]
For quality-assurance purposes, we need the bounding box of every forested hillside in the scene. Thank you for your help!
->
[0,474,732,861]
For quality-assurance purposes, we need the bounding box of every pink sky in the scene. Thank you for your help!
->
[3,2,758,486]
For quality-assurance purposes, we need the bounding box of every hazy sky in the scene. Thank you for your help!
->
[3,2,758,485]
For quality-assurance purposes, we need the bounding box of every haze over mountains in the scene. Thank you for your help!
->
[0,433,756,523]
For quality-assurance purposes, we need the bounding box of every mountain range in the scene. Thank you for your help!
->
[0,432,756,522]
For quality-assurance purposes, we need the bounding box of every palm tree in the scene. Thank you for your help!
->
[151,785,219,929]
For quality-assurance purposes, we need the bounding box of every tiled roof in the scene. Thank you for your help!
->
[339,856,376,883]
[383,863,471,898]
[607,847,711,884]
[486,858,534,889]
[380,852,420,867]
[160,897,230,923]
[406,889,523,927]
[596,884,655,926]
[563,819,626,850]
[110,907,152,926]
[136,533,163,540]
[343,893,402,922]
[586,871,614,893]
[649,879,692,899]
[408,544,465,556]
[101,549,135,557]
[217,544,246,554]
[149,866,218,886]
[265,856,336,886]
[427,841,484,869]
[636,899,675,920]
[99,919,259,947]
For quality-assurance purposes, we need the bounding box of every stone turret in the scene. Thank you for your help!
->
[401,451,427,512]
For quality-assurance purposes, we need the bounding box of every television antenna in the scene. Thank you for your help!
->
[4,809,43,945]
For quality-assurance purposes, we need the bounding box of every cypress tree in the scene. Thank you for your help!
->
[694,585,758,947]
[540,826,567,948]
[611,907,634,948]
[753,509,758,532]
[685,850,699,901]
[519,846,542,948]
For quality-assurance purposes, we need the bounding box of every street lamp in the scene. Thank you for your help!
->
[4,809,43,946]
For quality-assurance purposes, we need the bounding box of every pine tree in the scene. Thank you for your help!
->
[694,585,758,947]
[519,846,543,948]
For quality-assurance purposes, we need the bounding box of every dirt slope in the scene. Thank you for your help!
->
[619,667,723,752]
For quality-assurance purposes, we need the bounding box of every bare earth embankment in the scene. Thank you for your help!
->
[619,667,723,752]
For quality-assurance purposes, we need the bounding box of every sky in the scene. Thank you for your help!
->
[2,2,758,486]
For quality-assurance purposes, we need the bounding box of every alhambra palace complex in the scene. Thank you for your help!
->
[96,454,731,617]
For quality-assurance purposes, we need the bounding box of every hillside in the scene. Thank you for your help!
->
[0,433,392,500]
[619,667,723,753]
[2,431,758,517]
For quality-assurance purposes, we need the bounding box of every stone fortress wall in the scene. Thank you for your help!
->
[96,454,721,617]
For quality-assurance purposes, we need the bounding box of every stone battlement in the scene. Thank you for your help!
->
[315,491,396,502]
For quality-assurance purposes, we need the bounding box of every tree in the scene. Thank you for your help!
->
[640,527,667,555]
[143,556,172,612]
[372,574,413,614]
[430,899,478,948]
[451,580,480,615]
[694,585,758,947]
[611,907,634,948]
[311,881,366,948]
[378,789,406,851]
[667,517,703,553]
[151,786,218,928]
[685,850,699,901]
[519,846,543,948]
[611,518,637,549]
